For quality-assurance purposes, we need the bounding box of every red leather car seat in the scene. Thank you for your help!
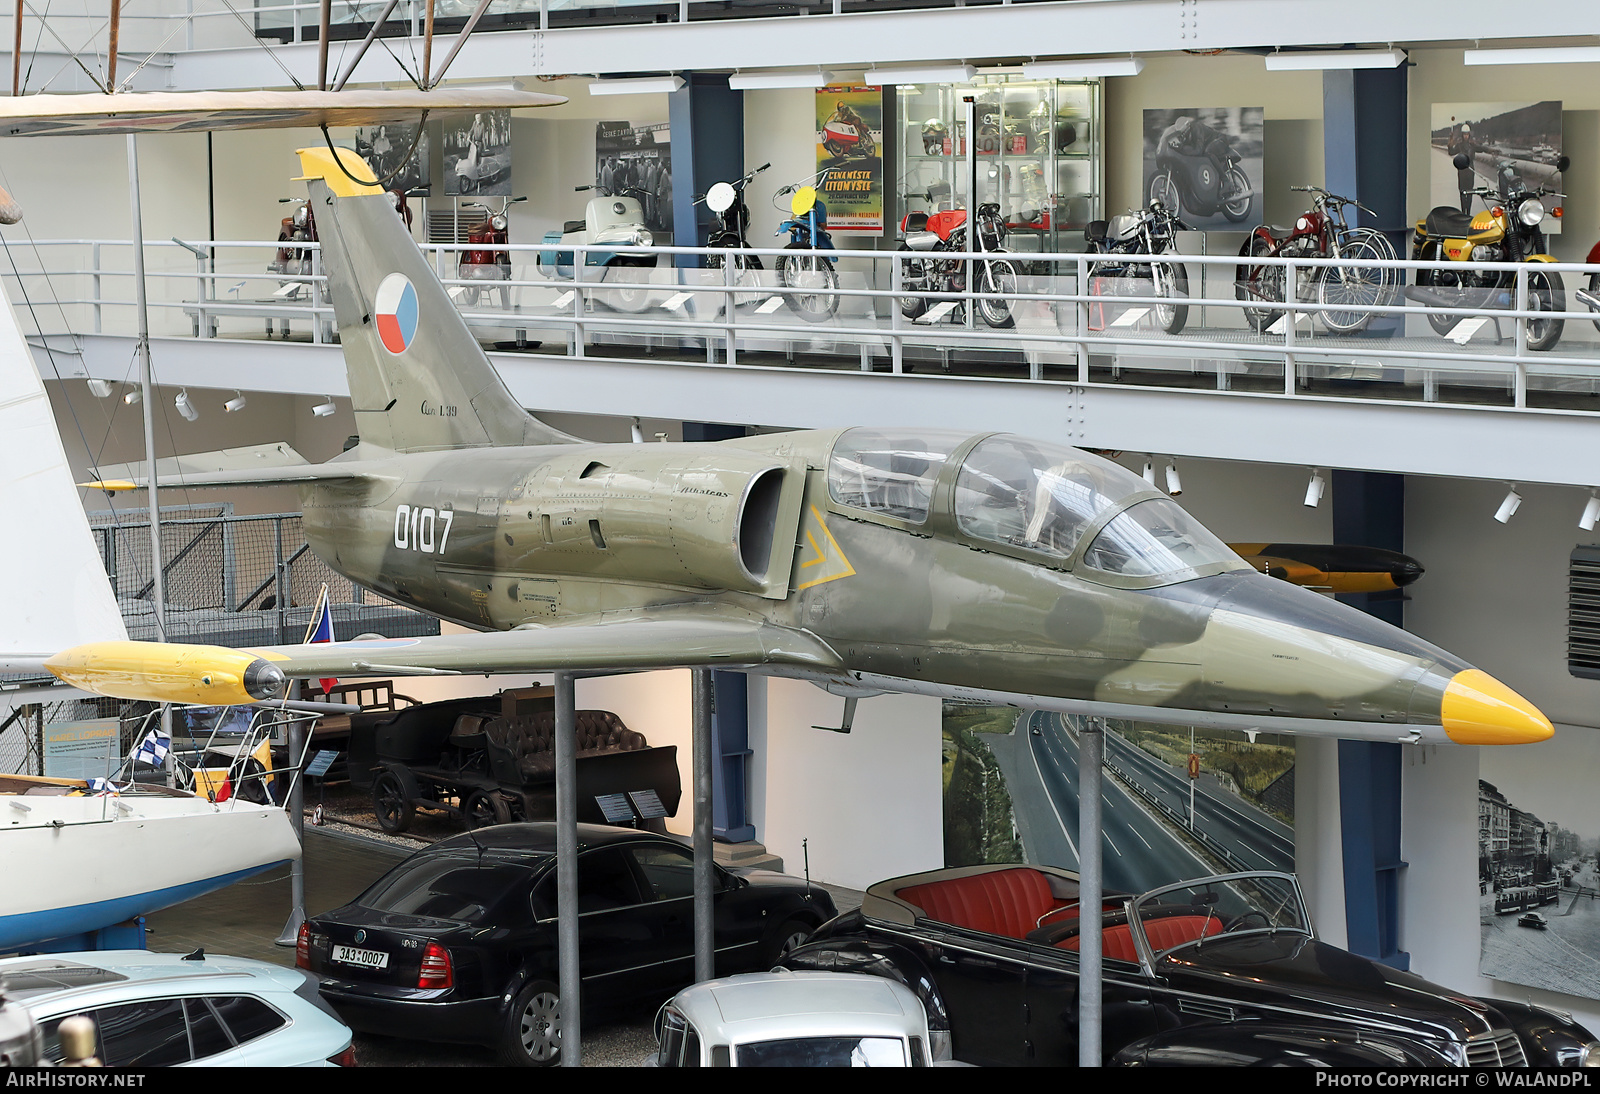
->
[897,868,1056,939]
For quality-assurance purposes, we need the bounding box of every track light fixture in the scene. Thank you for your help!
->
[123,388,141,405]
[86,379,113,398]
[174,389,198,422]
[1140,458,1156,487]
[312,397,337,418]
[1304,469,1326,508]
[224,392,247,413]
[1494,485,1523,525]
[1164,461,1182,497]
[1581,491,1600,532]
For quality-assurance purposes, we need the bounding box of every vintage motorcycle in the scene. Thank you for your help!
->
[538,183,658,311]
[698,162,770,304]
[1083,199,1192,334]
[896,187,1018,330]
[1235,186,1399,334]
[773,171,839,322]
[455,196,525,310]
[268,196,316,299]
[1576,237,1600,332]
[1149,118,1252,224]
[821,114,876,161]
[1406,154,1568,351]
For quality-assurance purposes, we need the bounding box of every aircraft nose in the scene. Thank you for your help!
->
[1393,559,1425,587]
[1441,669,1553,745]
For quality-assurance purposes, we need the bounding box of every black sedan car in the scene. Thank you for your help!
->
[782,864,1600,1068]
[297,823,835,1066]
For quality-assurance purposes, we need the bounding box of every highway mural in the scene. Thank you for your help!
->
[942,702,1295,894]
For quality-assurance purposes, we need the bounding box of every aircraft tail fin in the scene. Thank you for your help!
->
[301,157,575,453]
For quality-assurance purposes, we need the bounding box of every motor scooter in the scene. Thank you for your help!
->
[773,171,839,322]
[1148,117,1253,224]
[455,196,525,310]
[538,183,658,311]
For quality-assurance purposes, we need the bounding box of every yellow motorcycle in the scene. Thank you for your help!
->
[1407,153,1568,351]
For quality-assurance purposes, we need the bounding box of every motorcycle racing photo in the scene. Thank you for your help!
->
[1141,106,1261,229]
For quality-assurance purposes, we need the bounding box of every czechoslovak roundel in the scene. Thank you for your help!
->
[375,273,419,355]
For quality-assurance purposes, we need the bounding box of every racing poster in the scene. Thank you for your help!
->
[1140,107,1264,232]
[815,86,884,233]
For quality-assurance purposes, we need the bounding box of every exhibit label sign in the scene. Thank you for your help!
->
[43,717,120,781]
[816,86,884,233]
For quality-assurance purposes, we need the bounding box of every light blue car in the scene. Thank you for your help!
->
[0,950,354,1067]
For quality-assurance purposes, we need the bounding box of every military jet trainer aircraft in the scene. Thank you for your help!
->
[27,151,1553,748]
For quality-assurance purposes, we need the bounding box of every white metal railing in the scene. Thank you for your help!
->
[7,235,1600,410]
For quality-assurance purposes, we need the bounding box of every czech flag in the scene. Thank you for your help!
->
[303,583,339,696]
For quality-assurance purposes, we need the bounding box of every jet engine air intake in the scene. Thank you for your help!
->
[737,466,785,584]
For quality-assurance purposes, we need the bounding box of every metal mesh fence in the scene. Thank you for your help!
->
[86,507,439,647]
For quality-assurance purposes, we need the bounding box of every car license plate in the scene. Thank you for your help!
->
[332,944,389,970]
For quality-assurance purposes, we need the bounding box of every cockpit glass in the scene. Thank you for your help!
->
[1080,499,1244,581]
[828,429,969,524]
[954,436,1147,560]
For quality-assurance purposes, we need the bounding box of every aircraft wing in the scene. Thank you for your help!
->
[42,617,847,705]
[80,444,395,491]
[0,88,564,139]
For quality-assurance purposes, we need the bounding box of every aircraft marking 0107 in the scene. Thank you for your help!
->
[394,504,453,554]
[374,272,419,355]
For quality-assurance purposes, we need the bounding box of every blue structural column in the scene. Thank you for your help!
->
[1332,470,1409,969]
[1323,62,1412,967]
[682,421,756,842]
[1322,64,1408,337]
[669,74,745,267]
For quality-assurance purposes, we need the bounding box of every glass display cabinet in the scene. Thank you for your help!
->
[895,76,1102,255]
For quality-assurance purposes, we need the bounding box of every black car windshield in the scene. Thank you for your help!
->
[1131,873,1310,959]
[359,855,533,923]
[736,1036,910,1067]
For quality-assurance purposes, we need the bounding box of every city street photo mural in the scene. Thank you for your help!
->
[1479,732,1600,1000]
[942,703,1295,894]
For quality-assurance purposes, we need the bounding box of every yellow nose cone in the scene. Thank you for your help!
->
[1441,669,1554,745]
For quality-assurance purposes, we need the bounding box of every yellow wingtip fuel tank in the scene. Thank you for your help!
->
[44,641,286,706]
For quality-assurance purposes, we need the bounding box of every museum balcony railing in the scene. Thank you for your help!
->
[8,234,1600,413]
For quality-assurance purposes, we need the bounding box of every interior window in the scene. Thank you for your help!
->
[955,436,1145,560]
[184,999,234,1060]
[1080,498,1245,583]
[658,1010,688,1066]
[827,429,969,524]
[210,996,285,1046]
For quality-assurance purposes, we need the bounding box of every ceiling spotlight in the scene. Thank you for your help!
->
[1140,459,1156,487]
[312,397,337,418]
[1164,461,1182,497]
[1494,485,1523,525]
[123,388,141,405]
[1304,469,1327,508]
[224,392,247,413]
[1581,491,1600,532]
[174,389,198,422]
[86,378,113,398]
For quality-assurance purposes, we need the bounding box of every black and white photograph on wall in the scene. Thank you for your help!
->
[1141,107,1263,230]
[443,109,511,197]
[1479,737,1600,1000]
[1430,102,1563,231]
[941,703,1294,892]
[595,121,673,238]
[353,120,430,195]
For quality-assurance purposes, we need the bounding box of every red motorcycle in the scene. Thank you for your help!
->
[1235,186,1398,334]
[896,187,1017,329]
[457,196,525,309]
[1581,238,1600,332]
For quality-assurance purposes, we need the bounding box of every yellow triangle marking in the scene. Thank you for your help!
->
[796,505,856,590]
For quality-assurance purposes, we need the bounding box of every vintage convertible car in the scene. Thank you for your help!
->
[782,864,1600,1067]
